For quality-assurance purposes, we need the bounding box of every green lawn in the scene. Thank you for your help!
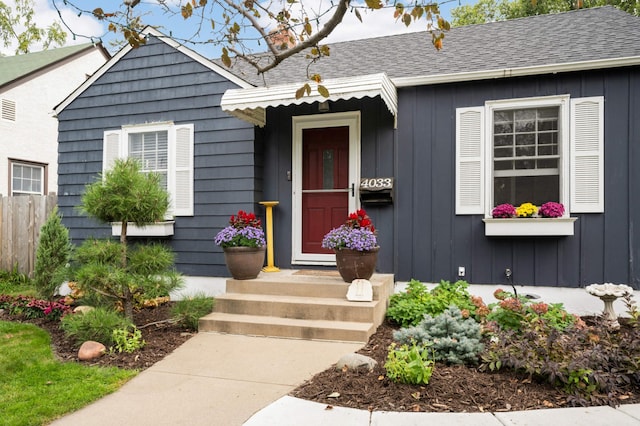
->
[0,321,137,426]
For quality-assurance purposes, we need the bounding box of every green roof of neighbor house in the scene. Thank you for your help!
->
[0,43,102,88]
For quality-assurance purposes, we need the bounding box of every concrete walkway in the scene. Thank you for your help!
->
[49,331,640,426]
[49,332,362,426]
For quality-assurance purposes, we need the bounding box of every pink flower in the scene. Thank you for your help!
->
[491,204,516,218]
[539,202,565,218]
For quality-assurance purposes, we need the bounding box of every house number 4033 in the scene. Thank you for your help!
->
[360,178,393,190]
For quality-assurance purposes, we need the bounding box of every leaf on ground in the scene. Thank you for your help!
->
[327,392,340,398]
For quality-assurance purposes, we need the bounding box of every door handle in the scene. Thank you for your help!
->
[351,183,354,196]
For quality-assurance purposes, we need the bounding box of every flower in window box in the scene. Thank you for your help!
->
[538,202,565,218]
[516,202,538,218]
[491,203,516,218]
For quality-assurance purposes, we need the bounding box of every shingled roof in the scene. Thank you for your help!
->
[225,6,640,87]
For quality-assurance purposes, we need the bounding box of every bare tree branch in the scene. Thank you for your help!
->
[225,0,350,74]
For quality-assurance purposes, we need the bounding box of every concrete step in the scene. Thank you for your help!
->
[198,270,395,342]
[214,293,383,323]
[226,272,394,300]
[199,312,375,342]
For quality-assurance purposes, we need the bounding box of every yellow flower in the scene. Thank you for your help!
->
[516,202,538,217]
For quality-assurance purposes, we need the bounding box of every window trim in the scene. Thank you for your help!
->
[455,95,604,237]
[103,121,194,220]
[9,159,47,196]
[484,95,570,218]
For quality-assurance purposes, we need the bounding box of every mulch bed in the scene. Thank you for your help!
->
[0,303,194,371]
[3,307,639,413]
[291,321,640,413]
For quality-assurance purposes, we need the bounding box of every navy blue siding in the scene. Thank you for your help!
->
[57,36,259,276]
[395,67,640,288]
[263,67,640,288]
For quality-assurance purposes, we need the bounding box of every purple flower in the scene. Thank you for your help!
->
[539,202,565,218]
[322,225,377,252]
[215,225,265,248]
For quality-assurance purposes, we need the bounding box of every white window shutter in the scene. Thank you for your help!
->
[456,107,485,215]
[103,130,122,173]
[570,97,604,213]
[172,124,194,216]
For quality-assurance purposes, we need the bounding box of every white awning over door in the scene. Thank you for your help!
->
[220,73,397,127]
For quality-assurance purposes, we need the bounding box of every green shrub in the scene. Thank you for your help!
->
[486,289,576,332]
[394,306,484,365]
[33,207,72,300]
[386,279,478,327]
[111,326,145,353]
[171,293,215,331]
[384,342,434,385]
[60,308,133,347]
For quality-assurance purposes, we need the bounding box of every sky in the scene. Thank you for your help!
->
[2,0,475,58]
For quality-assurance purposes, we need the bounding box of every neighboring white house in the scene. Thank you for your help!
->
[0,44,109,196]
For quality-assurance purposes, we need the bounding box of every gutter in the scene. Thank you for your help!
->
[392,56,640,88]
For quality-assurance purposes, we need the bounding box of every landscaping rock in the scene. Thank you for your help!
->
[78,341,106,361]
[73,305,95,314]
[336,353,377,371]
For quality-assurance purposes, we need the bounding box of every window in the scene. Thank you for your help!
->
[11,161,46,195]
[103,122,194,217]
[128,130,169,191]
[493,105,561,206]
[456,95,604,233]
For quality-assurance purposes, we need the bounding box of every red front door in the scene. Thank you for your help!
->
[302,127,350,254]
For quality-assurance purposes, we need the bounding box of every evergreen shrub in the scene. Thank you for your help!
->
[394,305,484,365]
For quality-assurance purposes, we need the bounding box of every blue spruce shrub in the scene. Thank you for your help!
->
[393,305,484,365]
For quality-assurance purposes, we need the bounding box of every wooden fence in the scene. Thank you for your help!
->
[0,194,58,277]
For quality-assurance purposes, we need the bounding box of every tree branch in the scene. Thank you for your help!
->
[224,0,351,75]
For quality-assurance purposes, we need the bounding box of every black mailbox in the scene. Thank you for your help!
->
[359,177,393,205]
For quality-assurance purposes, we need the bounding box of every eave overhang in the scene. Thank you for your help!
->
[221,72,397,127]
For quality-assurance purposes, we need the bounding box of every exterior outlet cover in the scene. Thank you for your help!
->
[458,266,465,277]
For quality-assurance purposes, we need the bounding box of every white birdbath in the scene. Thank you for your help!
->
[585,283,634,329]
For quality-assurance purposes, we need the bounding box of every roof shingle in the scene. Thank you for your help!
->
[224,6,640,87]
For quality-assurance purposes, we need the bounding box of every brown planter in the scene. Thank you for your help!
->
[223,246,266,280]
[334,247,379,283]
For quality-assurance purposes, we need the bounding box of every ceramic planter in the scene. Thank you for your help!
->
[223,246,266,280]
[334,246,379,283]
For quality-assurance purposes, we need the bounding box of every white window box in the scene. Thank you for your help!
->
[111,221,175,237]
[483,217,577,236]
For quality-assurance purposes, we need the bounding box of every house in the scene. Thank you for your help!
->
[0,43,109,196]
[55,7,640,289]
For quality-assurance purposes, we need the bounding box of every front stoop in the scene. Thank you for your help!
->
[198,270,394,343]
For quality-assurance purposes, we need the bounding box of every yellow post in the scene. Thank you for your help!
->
[259,201,280,272]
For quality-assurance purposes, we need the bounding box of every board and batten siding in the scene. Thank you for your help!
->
[395,66,640,288]
[56,36,258,276]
